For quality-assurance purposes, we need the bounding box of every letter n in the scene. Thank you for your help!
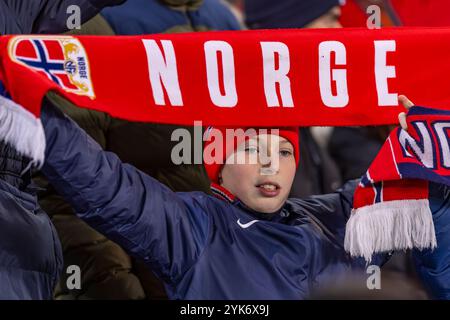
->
[142,39,183,106]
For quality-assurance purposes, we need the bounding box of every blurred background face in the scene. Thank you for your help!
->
[305,5,342,28]
[220,135,297,213]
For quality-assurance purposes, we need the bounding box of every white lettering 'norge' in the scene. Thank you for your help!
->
[142,39,398,109]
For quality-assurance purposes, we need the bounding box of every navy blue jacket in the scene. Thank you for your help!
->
[100,0,241,35]
[0,0,128,299]
[0,141,62,299]
[41,102,450,299]
[0,0,125,34]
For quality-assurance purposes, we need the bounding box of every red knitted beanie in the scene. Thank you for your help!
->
[203,127,299,184]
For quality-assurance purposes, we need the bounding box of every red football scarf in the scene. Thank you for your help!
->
[0,28,449,260]
[346,106,450,260]
[3,28,450,126]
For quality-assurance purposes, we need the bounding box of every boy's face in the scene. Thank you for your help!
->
[220,134,297,213]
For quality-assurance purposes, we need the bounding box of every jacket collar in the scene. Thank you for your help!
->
[210,183,236,204]
[210,183,288,221]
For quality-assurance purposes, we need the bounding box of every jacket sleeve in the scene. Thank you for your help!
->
[413,182,450,299]
[309,179,450,295]
[4,0,125,34]
[301,180,389,268]
[40,99,210,285]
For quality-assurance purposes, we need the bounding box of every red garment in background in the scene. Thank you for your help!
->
[392,0,450,26]
[340,0,368,27]
[341,0,450,27]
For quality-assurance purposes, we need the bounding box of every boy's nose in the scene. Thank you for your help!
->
[260,154,280,176]
[260,166,278,176]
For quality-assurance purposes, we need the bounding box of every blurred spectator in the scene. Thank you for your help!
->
[101,0,240,33]
[244,0,343,198]
[222,0,246,27]
[35,0,242,300]
[245,0,343,29]
[340,0,400,27]
[391,0,450,26]
[0,0,125,301]
[310,270,428,300]
[0,0,125,34]
[0,137,63,299]
[341,0,450,27]
[329,126,393,182]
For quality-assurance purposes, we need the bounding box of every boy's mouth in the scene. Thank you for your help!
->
[255,182,280,197]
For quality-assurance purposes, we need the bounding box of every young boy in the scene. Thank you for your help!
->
[30,95,450,299]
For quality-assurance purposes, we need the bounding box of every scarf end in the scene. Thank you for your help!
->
[0,95,45,169]
[344,199,437,262]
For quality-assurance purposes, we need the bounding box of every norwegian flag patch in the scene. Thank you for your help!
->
[9,36,95,98]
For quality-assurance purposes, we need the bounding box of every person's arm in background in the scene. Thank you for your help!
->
[302,175,450,299]
[294,180,390,268]
[37,96,210,286]
[0,0,126,34]
[413,183,450,299]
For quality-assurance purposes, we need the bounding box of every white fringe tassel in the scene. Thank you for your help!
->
[344,199,437,262]
[0,95,45,169]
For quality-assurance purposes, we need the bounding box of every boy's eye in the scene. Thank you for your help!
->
[245,146,258,154]
[279,150,293,157]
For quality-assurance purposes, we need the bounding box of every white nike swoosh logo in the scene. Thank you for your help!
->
[237,219,260,229]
